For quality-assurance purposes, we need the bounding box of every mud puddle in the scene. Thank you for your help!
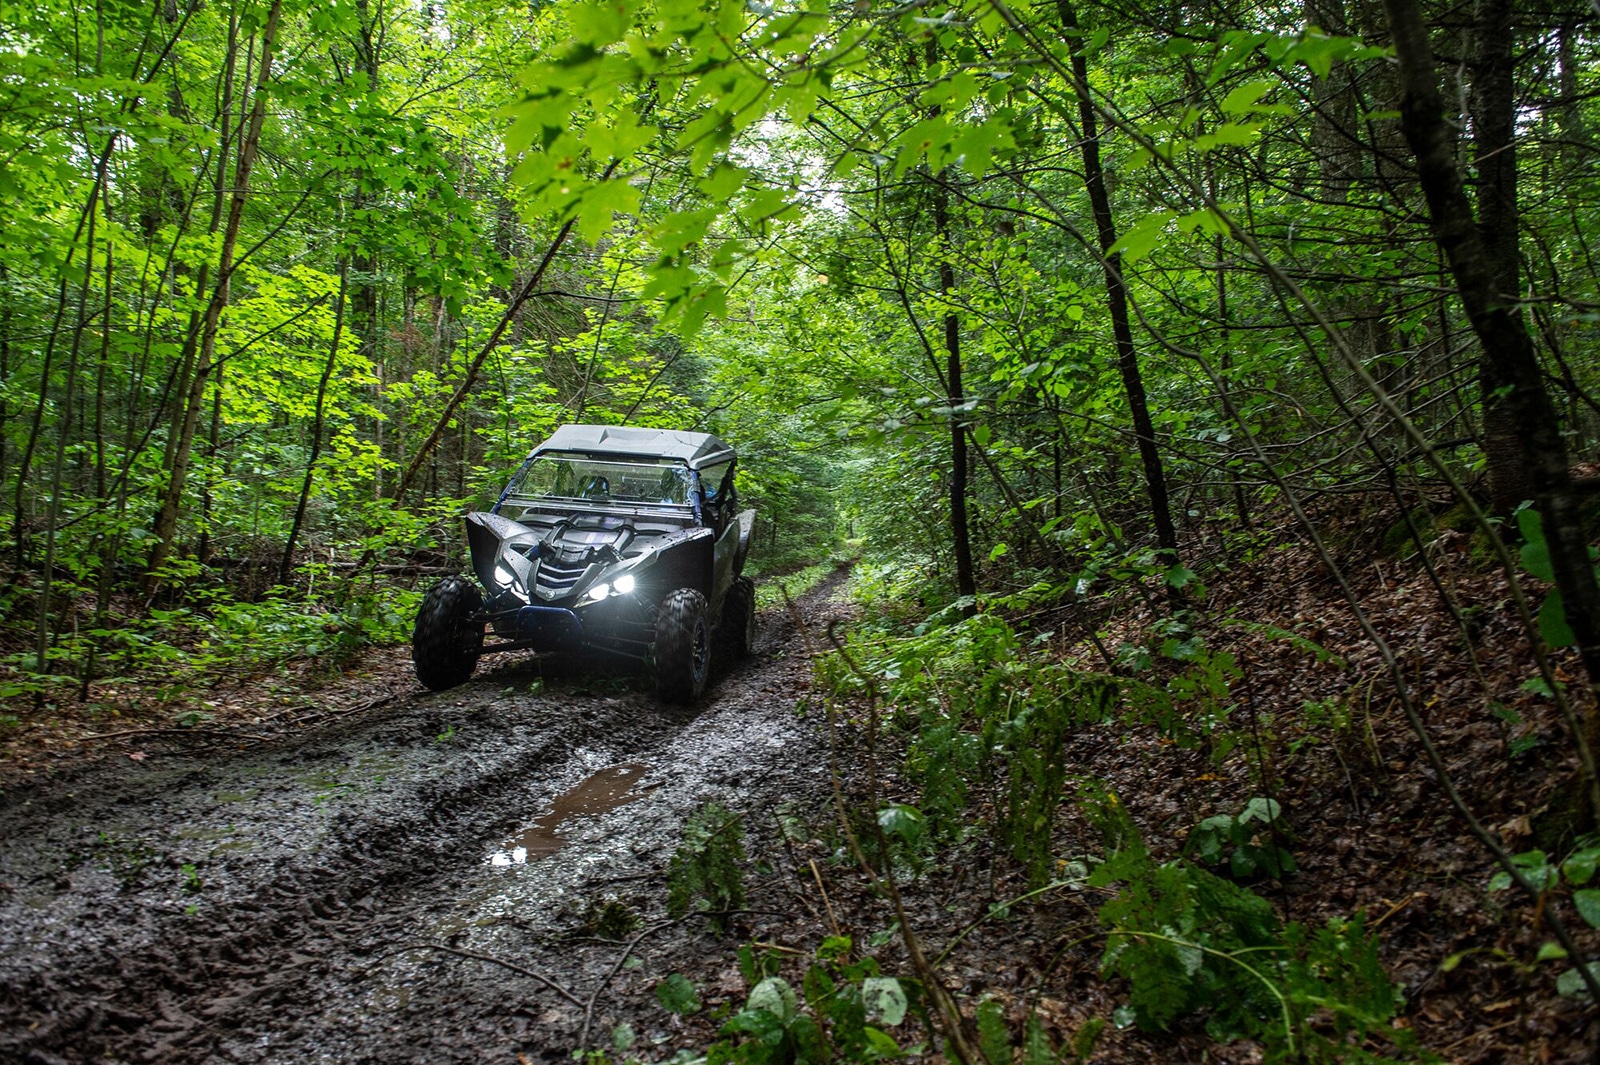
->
[487,762,655,865]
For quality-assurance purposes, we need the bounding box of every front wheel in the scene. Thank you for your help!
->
[654,588,710,703]
[412,575,484,691]
[719,576,756,660]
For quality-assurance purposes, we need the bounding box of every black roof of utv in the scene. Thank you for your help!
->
[531,424,735,470]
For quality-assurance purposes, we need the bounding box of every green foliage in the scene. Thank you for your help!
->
[1514,507,1600,649]
[821,612,1116,885]
[976,998,1071,1065]
[1184,797,1297,879]
[1079,785,1416,1062]
[667,802,747,932]
[656,973,703,1015]
[705,937,912,1064]
[1486,837,1600,996]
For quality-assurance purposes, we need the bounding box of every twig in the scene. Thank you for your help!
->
[579,919,682,1049]
[404,942,583,1007]
[808,857,842,938]
[1368,891,1427,931]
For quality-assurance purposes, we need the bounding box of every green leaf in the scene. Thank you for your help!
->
[976,997,1010,1065]
[1220,79,1276,115]
[1521,675,1556,698]
[576,179,642,243]
[1563,848,1600,886]
[1537,941,1570,962]
[861,977,908,1026]
[1239,796,1281,824]
[741,187,797,225]
[698,162,748,202]
[864,1026,903,1057]
[1107,211,1176,262]
[746,977,798,1024]
[569,0,635,47]
[1538,590,1575,648]
[1557,962,1600,997]
[1574,889,1600,928]
[1518,508,1555,580]
[877,803,925,841]
[657,973,702,1014]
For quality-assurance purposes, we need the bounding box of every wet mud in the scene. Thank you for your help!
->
[0,572,850,1064]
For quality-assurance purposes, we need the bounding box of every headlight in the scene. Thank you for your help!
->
[494,564,516,588]
[613,574,636,595]
[585,582,610,603]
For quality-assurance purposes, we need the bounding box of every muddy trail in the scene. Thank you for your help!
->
[0,571,852,1064]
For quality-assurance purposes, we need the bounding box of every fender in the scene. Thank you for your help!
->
[640,527,715,599]
[465,511,540,593]
[733,509,756,579]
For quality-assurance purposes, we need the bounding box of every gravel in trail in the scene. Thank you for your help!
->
[0,572,851,1064]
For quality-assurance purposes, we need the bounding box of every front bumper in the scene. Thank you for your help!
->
[476,595,653,659]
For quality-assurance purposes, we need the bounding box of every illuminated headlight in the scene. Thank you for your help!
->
[494,564,516,588]
[613,574,636,595]
[585,582,610,603]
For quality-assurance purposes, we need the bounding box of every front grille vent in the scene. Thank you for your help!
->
[535,557,587,600]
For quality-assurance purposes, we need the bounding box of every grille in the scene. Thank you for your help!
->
[534,556,587,600]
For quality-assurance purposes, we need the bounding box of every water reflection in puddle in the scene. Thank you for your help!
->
[487,763,654,866]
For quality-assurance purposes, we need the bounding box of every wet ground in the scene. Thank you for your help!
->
[0,573,850,1064]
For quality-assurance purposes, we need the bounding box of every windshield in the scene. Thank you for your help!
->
[504,453,695,508]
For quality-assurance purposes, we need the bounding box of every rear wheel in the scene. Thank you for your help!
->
[719,576,756,660]
[654,588,710,703]
[412,576,484,691]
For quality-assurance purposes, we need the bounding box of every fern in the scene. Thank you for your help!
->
[667,802,746,932]
[1078,786,1419,1063]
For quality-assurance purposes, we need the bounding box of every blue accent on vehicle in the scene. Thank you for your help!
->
[492,457,536,514]
[513,605,584,649]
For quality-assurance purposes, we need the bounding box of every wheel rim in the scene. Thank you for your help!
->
[692,619,708,681]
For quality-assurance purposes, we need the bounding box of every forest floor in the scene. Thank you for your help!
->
[1,504,1598,1063]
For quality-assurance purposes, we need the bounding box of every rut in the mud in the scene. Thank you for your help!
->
[0,570,851,1064]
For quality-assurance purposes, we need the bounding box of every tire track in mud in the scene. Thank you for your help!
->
[0,570,851,1064]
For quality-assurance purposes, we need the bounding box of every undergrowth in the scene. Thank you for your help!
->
[0,583,419,710]
[788,603,1429,1061]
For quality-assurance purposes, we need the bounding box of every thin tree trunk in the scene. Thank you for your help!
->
[934,178,977,604]
[1057,0,1180,563]
[1469,0,1531,513]
[281,264,350,584]
[36,194,101,674]
[388,212,586,505]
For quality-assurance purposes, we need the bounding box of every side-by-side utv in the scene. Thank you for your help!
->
[411,424,756,702]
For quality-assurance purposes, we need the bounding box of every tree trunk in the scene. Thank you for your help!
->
[1468,0,1532,513]
[1057,0,1180,563]
[935,176,977,605]
[281,264,350,584]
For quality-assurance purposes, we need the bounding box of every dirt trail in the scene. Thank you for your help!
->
[0,572,851,1064]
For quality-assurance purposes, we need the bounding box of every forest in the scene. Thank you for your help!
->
[2,0,1600,1060]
